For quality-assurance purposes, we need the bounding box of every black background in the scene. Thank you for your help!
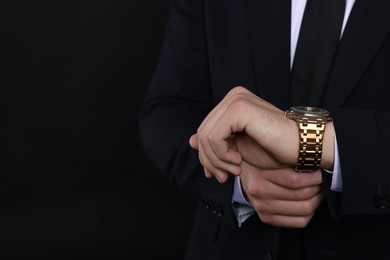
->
[0,1,196,259]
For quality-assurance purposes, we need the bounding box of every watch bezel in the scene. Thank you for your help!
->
[290,106,330,116]
[285,106,332,123]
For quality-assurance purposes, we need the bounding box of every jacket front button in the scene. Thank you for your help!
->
[264,251,273,260]
[374,193,390,209]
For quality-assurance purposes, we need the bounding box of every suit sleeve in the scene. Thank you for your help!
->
[325,108,390,218]
[138,0,238,228]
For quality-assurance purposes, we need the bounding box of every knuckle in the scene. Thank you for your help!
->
[295,187,313,200]
[296,218,310,228]
[229,97,248,112]
[229,86,248,96]
[206,132,215,143]
[285,174,300,189]
[253,201,265,213]
[202,160,216,172]
[198,132,207,142]
[301,201,315,216]
[246,182,261,198]
[258,213,272,224]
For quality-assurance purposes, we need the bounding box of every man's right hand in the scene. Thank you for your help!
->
[240,161,325,228]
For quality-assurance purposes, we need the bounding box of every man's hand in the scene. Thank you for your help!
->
[240,162,325,228]
[189,86,299,182]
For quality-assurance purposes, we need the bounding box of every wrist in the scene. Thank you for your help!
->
[285,106,332,172]
[320,121,335,170]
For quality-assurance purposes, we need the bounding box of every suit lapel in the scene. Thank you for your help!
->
[325,0,390,107]
[245,0,291,109]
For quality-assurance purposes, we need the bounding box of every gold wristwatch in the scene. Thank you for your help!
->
[285,106,332,172]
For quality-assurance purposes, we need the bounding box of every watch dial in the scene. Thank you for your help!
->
[292,106,329,115]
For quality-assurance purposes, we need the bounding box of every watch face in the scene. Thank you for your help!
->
[291,106,329,116]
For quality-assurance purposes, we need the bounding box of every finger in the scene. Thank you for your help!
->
[258,191,326,228]
[204,167,229,183]
[189,134,199,150]
[198,136,242,176]
[193,132,239,179]
[198,145,237,182]
[248,181,323,202]
[271,169,323,189]
[205,167,230,183]
[240,166,324,203]
[258,212,315,228]
[195,91,246,171]
[253,191,325,217]
[203,102,249,165]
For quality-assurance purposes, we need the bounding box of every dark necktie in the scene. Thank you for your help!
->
[279,0,346,259]
[290,0,346,107]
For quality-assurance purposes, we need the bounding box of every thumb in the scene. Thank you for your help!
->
[189,134,199,150]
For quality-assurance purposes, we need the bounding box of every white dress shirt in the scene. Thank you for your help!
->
[232,0,356,226]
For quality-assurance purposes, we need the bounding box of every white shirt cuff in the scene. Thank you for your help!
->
[323,130,343,192]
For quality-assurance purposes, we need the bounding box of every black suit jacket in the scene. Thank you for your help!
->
[139,0,390,259]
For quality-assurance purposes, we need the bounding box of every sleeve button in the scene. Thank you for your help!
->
[374,193,390,209]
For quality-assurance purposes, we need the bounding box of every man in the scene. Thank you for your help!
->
[139,0,390,259]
